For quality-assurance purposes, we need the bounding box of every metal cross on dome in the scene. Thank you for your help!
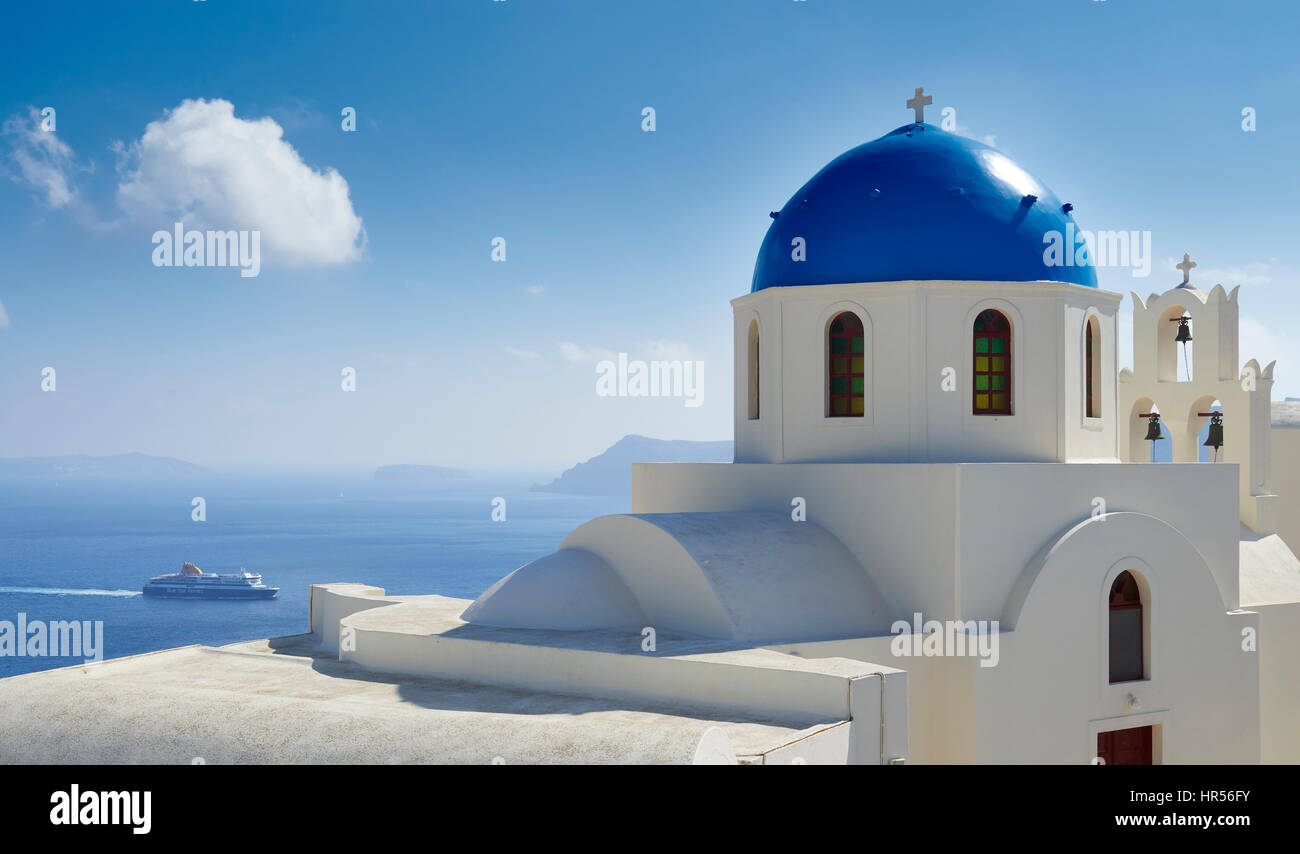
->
[906,87,932,123]
[1176,252,1197,285]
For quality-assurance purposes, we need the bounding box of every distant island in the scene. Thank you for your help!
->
[374,464,470,482]
[533,434,732,496]
[0,453,205,477]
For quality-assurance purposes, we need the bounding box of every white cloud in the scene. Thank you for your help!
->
[558,339,695,364]
[2,108,81,208]
[953,122,1003,152]
[115,99,364,265]
[557,341,618,364]
[0,298,9,329]
[559,341,593,363]
[1191,258,1287,288]
[1154,256,1291,289]
[505,346,543,360]
[266,100,327,135]
[526,285,544,295]
[641,338,694,360]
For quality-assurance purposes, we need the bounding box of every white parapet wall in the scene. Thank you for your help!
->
[1253,600,1300,763]
[309,582,394,654]
[308,586,908,764]
[1269,428,1300,557]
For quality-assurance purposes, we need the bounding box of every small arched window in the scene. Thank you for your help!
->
[1085,315,1101,418]
[828,312,865,417]
[747,319,760,421]
[973,309,1011,415]
[1108,571,1144,683]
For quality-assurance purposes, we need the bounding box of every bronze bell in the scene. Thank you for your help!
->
[1204,413,1224,450]
[1174,316,1193,343]
[1144,414,1164,442]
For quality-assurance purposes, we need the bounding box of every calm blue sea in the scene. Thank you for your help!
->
[0,475,625,678]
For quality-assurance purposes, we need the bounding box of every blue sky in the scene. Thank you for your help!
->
[1,0,1297,470]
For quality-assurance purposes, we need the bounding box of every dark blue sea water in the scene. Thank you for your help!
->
[0,475,625,678]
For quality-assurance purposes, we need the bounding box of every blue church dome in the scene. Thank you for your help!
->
[752,122,1097,291]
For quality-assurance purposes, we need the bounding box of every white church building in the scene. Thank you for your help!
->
[5,92,1299,765]
[307,91,1300,764]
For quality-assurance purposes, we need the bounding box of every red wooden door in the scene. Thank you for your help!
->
[1097,725,1153,765]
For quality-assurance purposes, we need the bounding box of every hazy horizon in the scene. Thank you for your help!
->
[0,432,736,479]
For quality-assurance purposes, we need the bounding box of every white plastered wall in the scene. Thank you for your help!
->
[732,280,1121,464]
[635,459,1241,622]
[1269,428,1300,555]
[1253,601,1300,762]
[979,512,1258,764]
[770,512,1259,764]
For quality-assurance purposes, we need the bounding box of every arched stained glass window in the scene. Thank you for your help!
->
[973,309,1011,415]
[828,312,865,417]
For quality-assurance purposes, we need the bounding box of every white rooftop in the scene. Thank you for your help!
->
[0,636,846,764]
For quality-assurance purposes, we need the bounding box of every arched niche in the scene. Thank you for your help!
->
[1157,304,1192,383]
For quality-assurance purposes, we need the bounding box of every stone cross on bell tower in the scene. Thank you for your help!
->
[906,87,932,123]
[1176,252,1197,286]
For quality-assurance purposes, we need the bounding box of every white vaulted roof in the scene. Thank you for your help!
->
[464,511,894,643]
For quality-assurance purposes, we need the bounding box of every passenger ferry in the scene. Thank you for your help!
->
[143,562,279,600]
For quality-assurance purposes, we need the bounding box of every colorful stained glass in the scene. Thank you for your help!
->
[829,312,865,418]
[973,309,1011,414]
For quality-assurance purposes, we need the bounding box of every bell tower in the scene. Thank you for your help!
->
[1119,253,1277,532]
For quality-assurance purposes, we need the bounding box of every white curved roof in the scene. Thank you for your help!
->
[463,511,894,643]
[461,548,645,631]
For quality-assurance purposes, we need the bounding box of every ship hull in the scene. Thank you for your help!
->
[142,586,279,600]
